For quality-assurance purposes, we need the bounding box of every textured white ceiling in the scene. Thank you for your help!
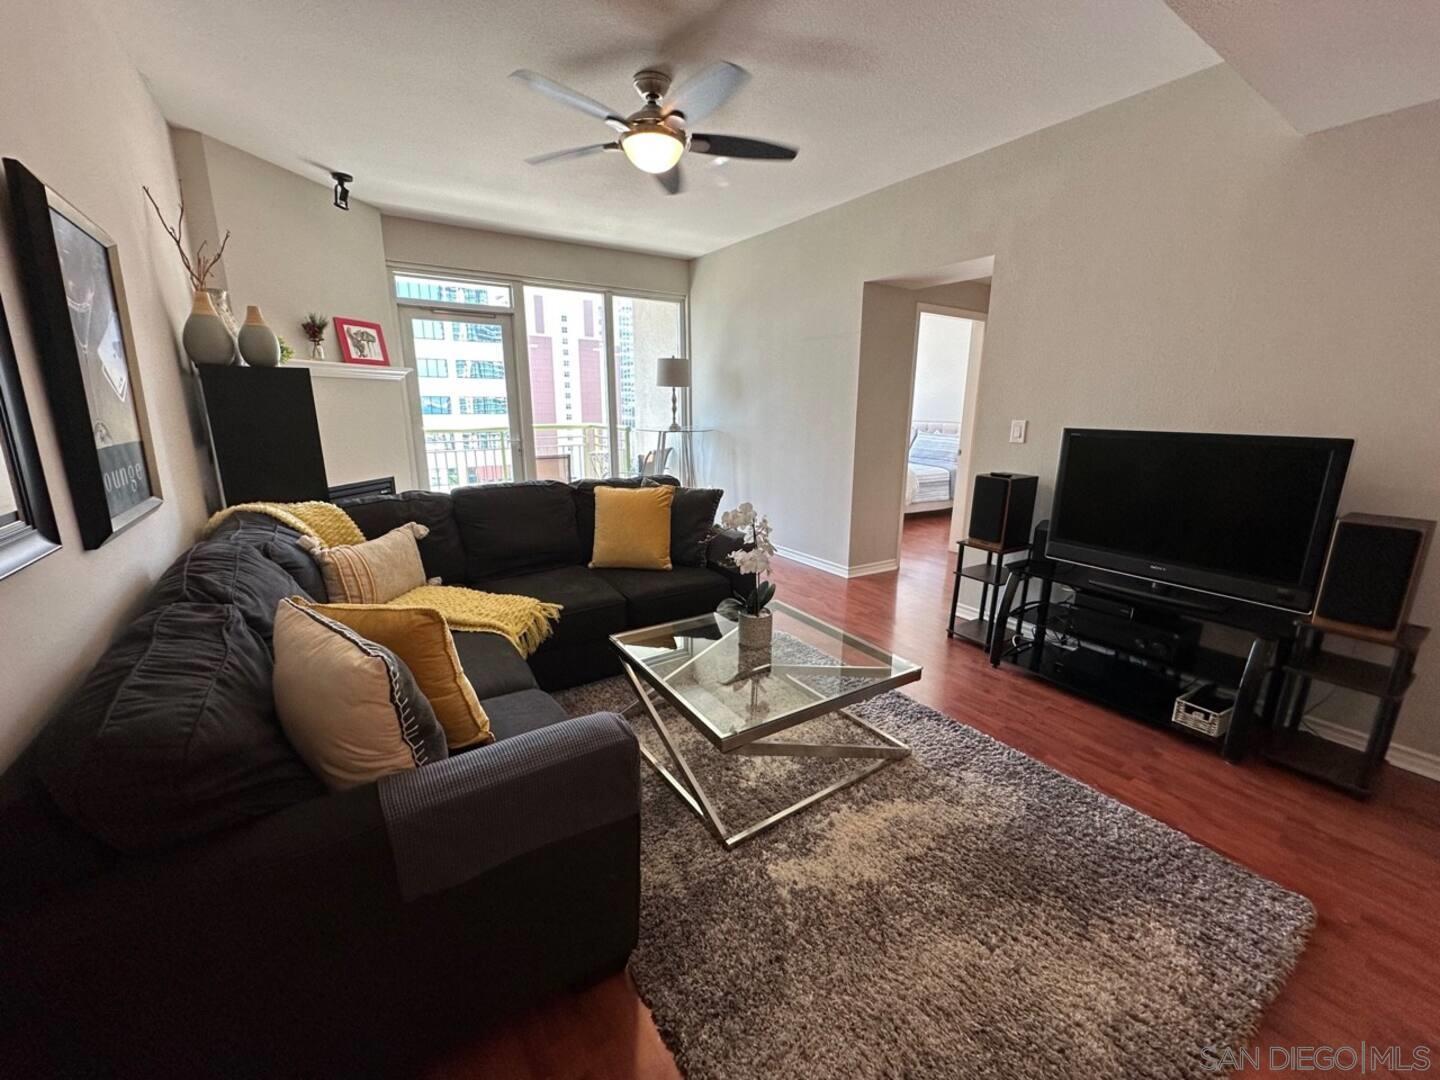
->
[1165,0,1440,134]
[104,0,1219,257]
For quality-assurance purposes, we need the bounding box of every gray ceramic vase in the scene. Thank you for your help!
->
[183,290,238,366]
[237,305,280,367]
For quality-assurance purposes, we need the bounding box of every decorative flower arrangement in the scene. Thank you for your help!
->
[717,502,777,620]
[277,336,295,364]
[300,313,329,360]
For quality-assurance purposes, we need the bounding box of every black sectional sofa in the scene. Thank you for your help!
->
[0,476,746,1077]
[340,476,751,693]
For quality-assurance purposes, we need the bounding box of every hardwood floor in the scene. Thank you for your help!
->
[434,513,1440,1079]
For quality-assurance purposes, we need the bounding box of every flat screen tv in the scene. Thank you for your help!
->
[1047,429,1353,612]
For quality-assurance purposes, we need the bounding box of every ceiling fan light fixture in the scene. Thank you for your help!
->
[621,128,685,174]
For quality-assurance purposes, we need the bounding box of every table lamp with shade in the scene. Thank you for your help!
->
[656,355,691,431]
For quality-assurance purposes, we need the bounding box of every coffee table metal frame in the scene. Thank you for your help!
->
[613,602,921,849]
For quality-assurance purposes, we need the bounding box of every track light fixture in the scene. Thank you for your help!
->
[331,171,352,211]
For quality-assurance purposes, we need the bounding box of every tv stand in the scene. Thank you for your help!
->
[988,560,1297,761]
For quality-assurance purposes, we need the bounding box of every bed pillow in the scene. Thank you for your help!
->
[299,601,491,749]
[908,432,961,469]
[273,600,447,791]
[300,522,429,604]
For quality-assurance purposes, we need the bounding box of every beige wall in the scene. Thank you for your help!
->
[911,314,974,423]
[691,64,1440,757]
[382,217,690,297]
[0,1,212,766]
[852,281,994,570]
[172,133,417,490]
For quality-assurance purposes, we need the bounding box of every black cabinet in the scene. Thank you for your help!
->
[198,366,329,506]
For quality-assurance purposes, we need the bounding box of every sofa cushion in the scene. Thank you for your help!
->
[205,511,329,601]
[450,630,538,701]
[340,491,467,584]
[480,689,570,741]
[592,566,732,628]
[262,538,328,602]
[274,600,448,791]
[473,565,626,649]
[453,481,582,579]
[654,485,723,568]
[35,603,320,851]
[145,539,309,642]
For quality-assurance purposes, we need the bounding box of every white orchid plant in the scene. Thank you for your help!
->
[716,502,777,618]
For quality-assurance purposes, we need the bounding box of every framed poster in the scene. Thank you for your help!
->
[333,316,390,366]
[5,159,161,549]
[0,287,61,579]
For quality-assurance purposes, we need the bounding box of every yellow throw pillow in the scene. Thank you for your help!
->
[299,601,492,749]
[590,485,675,570]
[300,522,429,604]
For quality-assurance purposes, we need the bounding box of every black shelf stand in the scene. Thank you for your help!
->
[947,539,1030,651]
[1265,621,1428,796]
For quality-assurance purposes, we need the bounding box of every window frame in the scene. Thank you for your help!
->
[390,264,688,484]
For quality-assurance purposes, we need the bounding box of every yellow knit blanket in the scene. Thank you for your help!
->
[204,501,562,657]
[207,501,366,547]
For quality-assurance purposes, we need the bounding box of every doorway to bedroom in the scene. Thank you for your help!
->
[902,305,984,556]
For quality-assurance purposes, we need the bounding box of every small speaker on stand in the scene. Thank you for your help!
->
[1311,513,1433,643]
[967,472,1038,551]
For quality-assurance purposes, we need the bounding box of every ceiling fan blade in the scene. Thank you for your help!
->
[655,164,683,195]
[663,61,749,123]
[510,70,629,132]
[525,143,619,165]
[690,134,798,161]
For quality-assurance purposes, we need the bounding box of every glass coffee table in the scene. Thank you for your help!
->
[611,602,922,848]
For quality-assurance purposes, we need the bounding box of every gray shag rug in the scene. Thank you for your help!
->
[555,664,1313,1080]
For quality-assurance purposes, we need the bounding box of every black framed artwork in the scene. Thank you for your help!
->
[5,158,161,549]
[0,288,61,580]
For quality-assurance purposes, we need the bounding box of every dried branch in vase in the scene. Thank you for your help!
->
[143,184,231,292]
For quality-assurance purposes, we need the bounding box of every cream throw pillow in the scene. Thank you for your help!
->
[273,599,448,790]
[299,601,491,749]
[301,522,429,604]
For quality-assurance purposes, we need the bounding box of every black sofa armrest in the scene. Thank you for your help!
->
[707,526,757,596]
[1,715,641,1077]
[379,711,637,900]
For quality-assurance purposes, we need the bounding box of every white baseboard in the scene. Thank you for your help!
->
[1301,714,1440,783]
[959,614,1440,783]
[775,546,898,579]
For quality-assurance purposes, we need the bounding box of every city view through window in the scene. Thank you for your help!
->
[397,275,683,491]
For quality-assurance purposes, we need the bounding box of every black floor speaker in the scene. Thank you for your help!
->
[967,472,1038,551]
[1312,513,1433,642]
[198,365,329,506]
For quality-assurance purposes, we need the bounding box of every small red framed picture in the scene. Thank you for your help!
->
[333,317,390,366]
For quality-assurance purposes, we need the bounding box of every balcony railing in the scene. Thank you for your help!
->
[424,423,640,491]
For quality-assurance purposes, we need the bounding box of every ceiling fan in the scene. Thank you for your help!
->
[510,62,798,194]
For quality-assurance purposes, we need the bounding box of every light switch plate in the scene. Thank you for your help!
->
[1009,419,1027,444]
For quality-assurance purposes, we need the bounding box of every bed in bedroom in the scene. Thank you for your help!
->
[905,423,961,514]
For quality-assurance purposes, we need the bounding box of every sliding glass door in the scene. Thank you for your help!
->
[523,286,611,482]
[395,271,686,491]
[613,295,685,478]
